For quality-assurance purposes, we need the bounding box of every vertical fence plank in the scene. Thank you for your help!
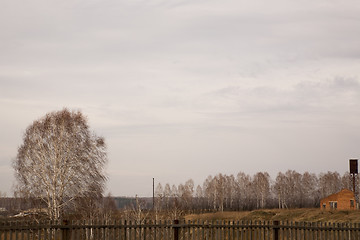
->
[245,220,248,240]
[3,222,7,240]
[320,222,323,240]
[253,220,256,240]
[228,221,231,240]
[278,221,281,240]
[325,222,329,240]
[182,219,185,240]
[1,221,5,240]
[273,220,279,240]
[186,220,190,240]
[311,222,315,240]
[173,219,179,240]
[336,222,339,240]
[236,221,239,240]
[12,221,18,240]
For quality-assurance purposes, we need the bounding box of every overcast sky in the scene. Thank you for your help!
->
[1,0,360,197]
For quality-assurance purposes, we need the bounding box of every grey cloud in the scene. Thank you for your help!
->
[207,77,360,117]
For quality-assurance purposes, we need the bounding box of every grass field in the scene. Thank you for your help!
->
[184,208,360,223]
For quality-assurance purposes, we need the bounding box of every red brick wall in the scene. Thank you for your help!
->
[320,189,356,210]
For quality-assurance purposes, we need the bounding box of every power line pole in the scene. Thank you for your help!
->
[153,177,155,210]
[350,159,358,207]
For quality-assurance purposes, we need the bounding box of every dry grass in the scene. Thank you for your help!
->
[184,208,360,223]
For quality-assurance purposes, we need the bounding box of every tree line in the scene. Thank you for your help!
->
[154,170,356,211]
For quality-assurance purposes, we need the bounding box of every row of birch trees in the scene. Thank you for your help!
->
[154,170,356,211]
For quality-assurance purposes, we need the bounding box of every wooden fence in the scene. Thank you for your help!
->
[1,220,360,240]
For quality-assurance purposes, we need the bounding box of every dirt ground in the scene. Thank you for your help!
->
[184,208,360,223]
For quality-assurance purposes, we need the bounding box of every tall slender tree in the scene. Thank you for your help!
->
[253,172,270,209]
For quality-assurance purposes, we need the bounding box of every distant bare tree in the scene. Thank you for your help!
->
[274,172,287,209]
[236,172,253,210]
[180,179,194,209]
[125,195,149,223]
[154,183,163,220]
[319,171,342,198]
[253,172,270,209]
[214,174,226,211]
[224,174,236,210]
[342,171,352,190]
[301,171,319,207]
[203,175,215,210]
[274,170,318,209]
[284,170,302,208]
[101,194,118,221]
[163,183,171,210]
[13,109,107,220]
[194,185,204,209]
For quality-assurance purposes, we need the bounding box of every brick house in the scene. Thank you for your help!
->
[320,189,356,210]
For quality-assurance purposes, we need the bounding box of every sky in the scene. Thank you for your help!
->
[1,0,360,197]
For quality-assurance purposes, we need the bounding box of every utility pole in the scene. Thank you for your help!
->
[153,178,155,210]
[350,159,358,207]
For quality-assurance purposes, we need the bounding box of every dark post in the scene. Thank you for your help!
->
[350,159,358,206]
[173,219,179,240]
[273,220,279,240]
[153,178,155,209]
[62,220,70,240]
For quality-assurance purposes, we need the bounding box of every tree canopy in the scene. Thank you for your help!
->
[13,109,107,220]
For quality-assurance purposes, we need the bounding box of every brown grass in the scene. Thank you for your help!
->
[184,208,360,223]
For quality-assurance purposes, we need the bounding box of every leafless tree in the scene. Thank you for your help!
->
[301,171,319,207]
[236,172,253,210]
[163,183,171,210]
[274,170,318,209]
[180,179,194,209]
[274,172,287,209]
[154,183,163,220]
[125,195,149,223]
[194,185,204,209]
[223,174,236,210]
[283,170,302,208]
[13,109,107,220]
[214,174,226,211]
[318,171,342,199]
[252,172,270,209]
[203,175,215,210]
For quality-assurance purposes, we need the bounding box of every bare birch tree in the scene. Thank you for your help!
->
[163,183,171,210]
[180,179,194,209]
[301,171,318,207]
[236,172,253,210]
[274,172,287,209]
[319,171,342,198]
[13,109,107,220]
[253,172,270,209]
[154,183,163,220]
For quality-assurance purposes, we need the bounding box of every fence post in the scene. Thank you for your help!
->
[273,220,279,240]
[62,220,70,240]
[173,220,179,240]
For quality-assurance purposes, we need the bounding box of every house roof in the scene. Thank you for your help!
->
[320,188,354,201]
